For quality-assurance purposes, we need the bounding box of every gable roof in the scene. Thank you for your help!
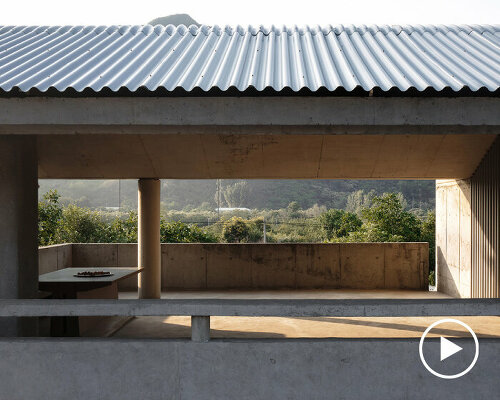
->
[0,24,499,96]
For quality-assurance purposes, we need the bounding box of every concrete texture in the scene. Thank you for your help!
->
[2,296,499,318]
[38,244,73,275]
[34,133,497,179]
[55,243,429,291]
[138,179,161,299]
[2,97,499,126]
[113,315,500,339]
[1,97,497,179]
[0,338,498,400]
[191,316,210,342]
[0,135,38,336]
[436,180,472,298]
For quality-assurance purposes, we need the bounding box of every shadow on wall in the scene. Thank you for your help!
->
[437,246,460,298]
[470,137,500,298]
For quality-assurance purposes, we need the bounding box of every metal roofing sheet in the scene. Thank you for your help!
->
[0,24,498,95]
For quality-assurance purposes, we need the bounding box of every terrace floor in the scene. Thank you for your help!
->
[108,290,500,339]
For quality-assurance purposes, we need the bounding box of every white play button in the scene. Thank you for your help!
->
[440,336,463,361]
[420,319,479,379]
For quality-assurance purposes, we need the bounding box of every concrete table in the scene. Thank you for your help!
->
[39,267,142,336]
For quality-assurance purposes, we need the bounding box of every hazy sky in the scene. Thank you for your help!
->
[1,0,499,26]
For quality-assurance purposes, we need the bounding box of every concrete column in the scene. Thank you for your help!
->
[138,179,161,299]
[0,136,38,336]
[191,316,210,342]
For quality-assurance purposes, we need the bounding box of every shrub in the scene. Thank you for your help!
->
[222,217,251,243]
[320,209,362,240]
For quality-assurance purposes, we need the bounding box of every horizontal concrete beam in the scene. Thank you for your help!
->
[2,124,500,136]
[0,298,498,317]
[2,339,499,399]
[0,97,499,127]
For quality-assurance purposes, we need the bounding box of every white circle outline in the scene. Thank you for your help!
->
[419,318,479,379]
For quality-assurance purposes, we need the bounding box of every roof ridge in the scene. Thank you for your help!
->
[0,24,499,37]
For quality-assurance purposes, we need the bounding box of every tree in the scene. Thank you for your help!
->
[222,217,251,243]
[38,190,63,246]
[222,181,251,208]
[56,205,113,243]
[345,190,375,215]
[361,193,421,242]
[286,201,301,218]
[320,209,362,239]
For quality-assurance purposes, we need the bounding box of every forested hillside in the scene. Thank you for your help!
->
[39,179,435,212]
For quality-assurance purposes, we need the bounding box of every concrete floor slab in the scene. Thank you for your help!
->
[111,290,500,339]
[112,315,500,339]
[119,289,452,300]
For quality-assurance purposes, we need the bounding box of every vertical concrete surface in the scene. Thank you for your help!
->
[138,179,161,299]
[0,135,38,336]
[191,316,210,342]
[436,179,472,298]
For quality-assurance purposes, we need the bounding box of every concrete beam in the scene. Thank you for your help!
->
[36,133,497,179]
[0,97,499,127]
[0,298,498,317]
[0,136,38,336]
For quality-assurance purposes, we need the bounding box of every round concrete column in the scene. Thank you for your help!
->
[138,179,161,299]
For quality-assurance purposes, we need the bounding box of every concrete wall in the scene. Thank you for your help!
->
[436,137,500,298]
[40,243,429,291]
[470,136,500,297]
[38,244,73,275]
[0,135,39,336]
[0,338,498,400]
[436,180,472,298]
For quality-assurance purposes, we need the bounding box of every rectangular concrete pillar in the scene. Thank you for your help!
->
[138,179,161,299]
[0,136,38,336]
[191,316,210,342]
[436,179,472,298]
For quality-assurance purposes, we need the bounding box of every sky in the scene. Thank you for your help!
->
[0,0,499,26]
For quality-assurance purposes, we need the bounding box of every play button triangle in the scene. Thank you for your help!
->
[440,337,463,361]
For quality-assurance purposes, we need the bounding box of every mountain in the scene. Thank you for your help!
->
[148,14,199,26]
[38,179,435,212]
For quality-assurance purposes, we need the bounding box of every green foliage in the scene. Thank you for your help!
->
[361,193,422,242]
[286,201,302,218]
[160,220,217,243]
[222,217,251,243]
[266,218,323,243]
[429,270,436,286]
[38,190,63,246]
[56,204,115,243]
[247,217,265,242]
[320,209,362,239]
[109,211,138,243]
[420,210,436,275]
[38,192,216,245]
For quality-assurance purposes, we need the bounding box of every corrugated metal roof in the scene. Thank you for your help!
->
[0,24,499,96]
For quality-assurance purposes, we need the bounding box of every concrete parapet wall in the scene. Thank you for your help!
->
[38,244,72,275]
[40,243,428,291]
[0,338,498,400]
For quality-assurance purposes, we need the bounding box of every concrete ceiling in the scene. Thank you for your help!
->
[37,133,497,179]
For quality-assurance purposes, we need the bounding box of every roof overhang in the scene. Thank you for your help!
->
[0,96,498,180]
